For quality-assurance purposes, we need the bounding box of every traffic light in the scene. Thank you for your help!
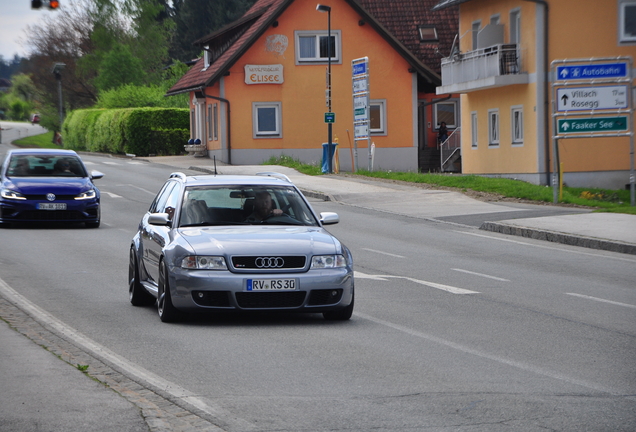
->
[31,0,60,9]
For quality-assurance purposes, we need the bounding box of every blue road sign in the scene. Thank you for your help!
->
[556,63,628,81]
[352,62,367,76]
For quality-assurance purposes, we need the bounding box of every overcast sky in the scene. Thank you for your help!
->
[0,0,52,60]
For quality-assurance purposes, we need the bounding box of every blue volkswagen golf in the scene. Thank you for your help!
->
[0,149,104,228]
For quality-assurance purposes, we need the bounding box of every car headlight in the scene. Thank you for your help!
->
[0,188,26,200]
[75,189,96,200]
[311,255,347,269]
[181,256,227,270]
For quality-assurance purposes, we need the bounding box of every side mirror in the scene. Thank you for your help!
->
[148,213,171,226]
[319,212,339,225]
[91,170,104,180]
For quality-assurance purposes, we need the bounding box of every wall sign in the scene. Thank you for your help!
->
[244,64,284,84]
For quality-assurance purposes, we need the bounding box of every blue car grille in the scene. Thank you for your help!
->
[24,194,77,200]
[232,256,306,270]
[18,210,91,221]
[235,291,307,308]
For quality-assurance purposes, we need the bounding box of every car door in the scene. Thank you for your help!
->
[142,181,179,283]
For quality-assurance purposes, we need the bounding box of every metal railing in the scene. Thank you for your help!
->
[439,127,461,173]
[441,44,522,86]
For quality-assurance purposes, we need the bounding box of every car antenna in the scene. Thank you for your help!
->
[213,155,217,175]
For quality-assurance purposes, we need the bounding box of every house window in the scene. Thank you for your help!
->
[510,9,521,44]
[472,21,481,50]
[490,15,500,25]
[620,1,636,42]
[370,100,386,134]
[207,105,212,140]
[434,101,457,129]
[213,103,218,141]
[295,31,341,63]
[511,106,523,144]
[203,45,211,69]
[471,112,478,148]
[253,102,282,138]
[418,26,438,42]
[488,109,499,146]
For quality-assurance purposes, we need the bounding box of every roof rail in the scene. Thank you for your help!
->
[169,172,187,180]
[255,172,291,183]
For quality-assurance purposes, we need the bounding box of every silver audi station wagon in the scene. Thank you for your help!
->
[129,172,354,322]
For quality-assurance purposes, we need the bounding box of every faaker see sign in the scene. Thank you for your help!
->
[244,64,284,85]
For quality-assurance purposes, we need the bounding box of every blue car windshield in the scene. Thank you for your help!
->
[179,185,320,227]
[7,155,87,177]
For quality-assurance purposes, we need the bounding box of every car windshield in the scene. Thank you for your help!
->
[179,185,319,227]
[7,155,87,178]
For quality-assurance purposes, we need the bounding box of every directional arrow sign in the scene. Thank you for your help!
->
[557,116,629,134]
[556,63,628,81]
[556,85,628,111]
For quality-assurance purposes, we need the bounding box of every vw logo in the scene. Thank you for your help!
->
[255,257,285,268]
[46,193,56,201]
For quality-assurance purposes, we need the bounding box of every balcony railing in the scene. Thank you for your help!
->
[438,44,528,93]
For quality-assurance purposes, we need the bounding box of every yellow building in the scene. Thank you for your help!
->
[167,0,459,172]
[434,0,636,189]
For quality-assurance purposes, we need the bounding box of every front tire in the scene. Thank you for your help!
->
[157,260,181,323]
[129,248,154,306]
[323,288,354,321]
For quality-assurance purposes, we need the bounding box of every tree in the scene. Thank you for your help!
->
[94,43,146,92]
[170,0,257,62]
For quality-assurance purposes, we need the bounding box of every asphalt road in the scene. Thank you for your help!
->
[0,150,634,431]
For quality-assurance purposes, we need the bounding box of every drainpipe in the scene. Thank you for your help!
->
[198,88,232,165]
[523,0,550,185]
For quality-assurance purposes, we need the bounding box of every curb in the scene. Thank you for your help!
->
[480,221,636,255]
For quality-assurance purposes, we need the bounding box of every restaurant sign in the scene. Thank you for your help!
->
[244,64,284,84]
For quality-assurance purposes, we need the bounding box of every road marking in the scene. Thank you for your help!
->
[566,293,636,309]
[127,161,144,165]
[452,268,510,282]
[102,161,120,165]
[362,248,405,258]
[455,231,636,263]
[355,311,621,395]
[355,271,479,294]
[103,192,122,198]
[0,277,258,431]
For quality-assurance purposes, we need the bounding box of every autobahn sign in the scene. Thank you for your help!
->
[557,116,628,134]
[556,63,628,81]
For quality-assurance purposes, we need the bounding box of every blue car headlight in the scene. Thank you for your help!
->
[311,255,347,269]
[75,189,96,200]
[0,188,26,200]
[181,256,227,270]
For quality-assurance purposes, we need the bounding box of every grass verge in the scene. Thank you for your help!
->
[264,155,636,215]
[11,131,61,149]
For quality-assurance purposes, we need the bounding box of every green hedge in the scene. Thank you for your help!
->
[62,107,189,156]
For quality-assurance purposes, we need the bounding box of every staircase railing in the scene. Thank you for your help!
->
[439,127,461,172]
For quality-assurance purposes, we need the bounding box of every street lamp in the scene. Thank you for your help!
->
[316,4,333,173]
[52,62,66,130]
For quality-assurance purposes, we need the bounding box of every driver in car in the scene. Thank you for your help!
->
[245,191,283,222]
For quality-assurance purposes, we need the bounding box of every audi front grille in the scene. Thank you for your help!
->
[232,256,306,270]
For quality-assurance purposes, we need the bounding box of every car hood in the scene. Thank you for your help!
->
[178,225,340,256]
[7,177,94,194]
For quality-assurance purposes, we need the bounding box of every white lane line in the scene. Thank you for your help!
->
[355,271,479,294]
[452,268,510,282]
[354,311,621,395]
[0,277,258,430]
[101,161,120,165]
[83,161,96,165]
[455,231,636,263]
[103,192,122,198]
[127,161,144,165]
[361,248,405,258]
[566,293,636,309]
[117,184,158,196]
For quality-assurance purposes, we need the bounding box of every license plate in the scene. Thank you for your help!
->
[246,279,296,291]
[38,203,67,210]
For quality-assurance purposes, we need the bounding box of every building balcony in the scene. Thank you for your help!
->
[437,44,528,94]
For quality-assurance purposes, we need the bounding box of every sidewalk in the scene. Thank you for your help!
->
[143,154,636,255]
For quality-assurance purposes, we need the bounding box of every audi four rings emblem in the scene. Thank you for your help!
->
[255,257,285,268]
[46,193,56,201]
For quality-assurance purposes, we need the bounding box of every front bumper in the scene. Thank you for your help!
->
[169,266,354,313]
[0,199,100,223]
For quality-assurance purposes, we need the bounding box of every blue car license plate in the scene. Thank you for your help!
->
[246,279,296,291]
